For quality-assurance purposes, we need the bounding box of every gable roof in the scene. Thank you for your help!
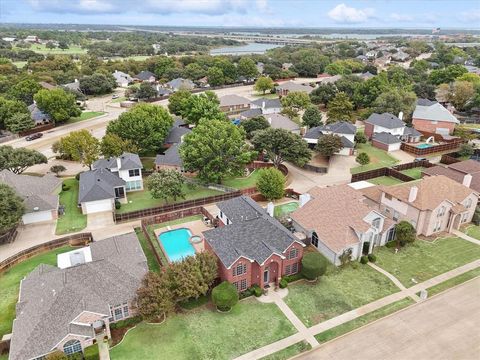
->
[28,103,51,123]
[155,144,183,167]
[219,94,250,107]
[275,81,313,94]
[134,70,156,81]
[372,132,402,145]
[203,196,302,268]
[165,124,191,144]
[266,113,300,132]
[166,78,195,90]
[239,108,263,119]
[93,153,142,171]
[413,100,459,123]
[250,98,281,109]
[321,121,356,135]
[403,126,422,137]
[365,113,404,129]
[112,70,132,82]
[9,233,147,360]
[0,170,61,198]
[78,169,125,203]
[423,160,480,193]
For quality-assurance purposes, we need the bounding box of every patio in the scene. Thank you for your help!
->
[153,218,211,254]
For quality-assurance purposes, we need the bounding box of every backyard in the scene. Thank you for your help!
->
[134,228,160,273]
[222,170,260,189]
[400,167,426,179]
[66,111,105,124]
[274,202,299,218]
[109,298,296,360]
[367,176,403,186]
[374,236,480,287]
[284,262,399,327]
[351,143,399,174]
[0,245,74,338]
[56,179,87,235]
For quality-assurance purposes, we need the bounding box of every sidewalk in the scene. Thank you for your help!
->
[452,229,480,246]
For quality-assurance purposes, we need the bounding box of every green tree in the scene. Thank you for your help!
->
[302,106,323,128]
[45,42,56,49]
[54,130,100,169]
[79,73,116,95]
[448,81,475,111]
[100,133,138,158]
[183,63,206,80]
[395,220,416,248]
[428,64,468,85]
[8,78,42,105]
[301,252,327,281]
[326,92,354,123]
[167,89,192,116]
[136,82,157,100]
[457,73,480,87]
[0,183,24,234]
[310,83,337,105]
[0,146,47,174]
[180,118,254,183]
[154,56,176,79]
[183,91,224,126]
[240,116,270,139]
[458,143,475,158]
[50,164,66,177]
[354,132,367,144]
[251,128,311,167]
[256,167,285,200]
[4,113,35,133]
[373,88,417,121]
[107,104,174,154]
[0,97,29,130]
[58,41,69,50]
[196,251,218,292]
[146,170,185,202]
[168,256,205,300]
[356,152,370,165]
[136,271,175,321]
[316,134,343,157]
[34,88,81,123]
[281,91,311,118]
[45,351,67,360]
[206,66,225,87]
[212,281,239,311]
[254,76,274,94]
[237,57,258,79]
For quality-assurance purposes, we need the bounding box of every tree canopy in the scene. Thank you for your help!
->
[0,146,47,174]
[281,91,311,118]
[316,134,343,157]
[256,167,285,201]
[0,97,29,130]
[182,91,225,125]
[302,105,323,128]
[240,116,270,139]
[326,92,354,123]
[53,130,100,169]
[167,89,192,116]
[79,73,116,95]
[254,76,274,94]
[146,170,186,203]
[34,88,81,123]
[0,183,24,234]
[100,133,138,158]
[8,78,42,105]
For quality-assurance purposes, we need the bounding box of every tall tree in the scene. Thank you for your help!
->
[326,92,354,123]
[256,167,285,200]
[254,76,274,94]
[373,88,417,121]
[0,97,29,130]
[316,134,343,157]
[0,184,24,234]
[167,89,192,116]
[107,104,174,154]
[100,133,138,158]
[54,130,100,169]
[136,272,175,321]
[281,91,311,118]
[8,78,42,105]
[310,83,337,105]
[4,113,35,133]
[136,82,157,100]
[0,146,47,174]
[448,81,475,111]
[34,88,81,123]
[146,170,185,202]
[237,57,258,79]
[182,91,224,125]
[251,128,311,167]
[240,116,270,139]
[206,66,225,87]
[179,118,254,183]
[79,73,116,95]
[302,106,323,128]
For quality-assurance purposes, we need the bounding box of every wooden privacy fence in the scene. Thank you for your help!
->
[440,154,461,165]
[351,160,433,183]
[400,139,463,156]
[0,232,92,273]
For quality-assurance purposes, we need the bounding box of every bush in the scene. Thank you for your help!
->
[115,200,121,209]
[279,278,288,288]
[67,353,83,360]
[256,167,285,201]
[354,132,367,144]
[356,152,370,165]
[211,281,239,311]
[109,316,142,330]
[283,273,304,283]
[350,261,359,269]
[46,351,68,360]
[386,241,397,248]
[301,252,328,281]
[62,184,70,191]
[83,344,100,360]
[75,172,83,181]
[252,284,263,297]
[368,253,376,263]
[360,255,369,264]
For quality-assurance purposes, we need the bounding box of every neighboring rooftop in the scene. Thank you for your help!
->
[238,108,263,119]
[134,70,156,81]
[165,123,191,144]
[304,121,356,139]
[155,143,183,167]
[219,94,251,107]
[250,98,281,109]
[276,81,313,94]
[28,103,51,123]
[413,99,459,123]
[0,170,61,199]
[166,78,195,90]
[78,168,126,203]
[372,132,401,145]
[423,160,480,193]
[265,113,300,132]
[93,152,142,171]
[365,113,404,129]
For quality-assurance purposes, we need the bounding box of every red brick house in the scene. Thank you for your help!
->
[203,196,305,292]
[412,99,459,135]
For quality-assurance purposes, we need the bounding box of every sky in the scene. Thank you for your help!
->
[0,0,479,28]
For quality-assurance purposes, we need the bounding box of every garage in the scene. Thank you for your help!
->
[372,133,402,152]
[82,199,113,214]
[22,210,54,225]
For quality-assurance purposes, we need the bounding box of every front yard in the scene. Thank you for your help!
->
[374,236,480,287]
[284,263,400,327]
[56,179,87,235]
[109,298,296,360]
[464,225,480,240]
[66,111,106,124]
[351,143,399,174]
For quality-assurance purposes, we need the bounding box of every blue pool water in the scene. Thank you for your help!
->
[158,228,195,262]
[416,143,434,149]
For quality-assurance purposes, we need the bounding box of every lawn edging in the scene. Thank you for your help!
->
[108,324,139,350]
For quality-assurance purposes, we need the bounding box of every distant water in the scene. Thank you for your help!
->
[210,43,281,55]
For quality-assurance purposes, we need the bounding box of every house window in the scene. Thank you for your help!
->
[123,305,129,317]
[393,211,399,221]
[291,262,299,274]
[233,263,246,277]
[311,232,319,248]
[433,220,442,232]
[63,340,82,355]
[437,206,446,217]
[288,248,298,260]
[114,308,123,321]
[284,265,291,275]
[233,279,248,292]
[126,180,142,191]
[466,199,473,209]
[461,213,469,223]
[372,218,381,230]
[128,169,140,177]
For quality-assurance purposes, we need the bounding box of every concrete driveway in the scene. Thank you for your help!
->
[296,278,480,360]
[390,149,415,164]
[87,212,115,229]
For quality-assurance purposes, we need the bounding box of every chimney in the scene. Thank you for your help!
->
[299,194,311,207]
[398,111,403,121]
[267,117,272,124]
[408,186,418,203]
[74,79,78,83]
[463,174,472,188]
[116,156,122,170]
[266,202,274,217]
[262,101,266,109]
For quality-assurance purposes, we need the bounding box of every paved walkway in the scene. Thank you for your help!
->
[367,263,421,302]
[452,229,480,246]
[97,335,111,360]
[234,259,480,360]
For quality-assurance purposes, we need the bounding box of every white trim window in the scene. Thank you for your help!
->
[372,218,381,230]
[232,263,247,277]
[437,206,446,217]
[433,220,442,232]
[288,248,298,260]
[63,340,82,355]
[128,169,140,177]
[110,302,130,322]
[126,180,142,191]
[234,279,248,291]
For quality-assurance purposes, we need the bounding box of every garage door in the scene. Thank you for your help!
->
[388,143,402,151]
[84,199,113,214]
[22,210,53,224]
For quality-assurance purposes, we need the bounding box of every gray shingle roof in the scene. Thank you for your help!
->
[365,113,404,129]
[239,108,263,119]
[93,153,142,171]
[24,194,59,212]
[165,125,191,144]
[134,71,156,81]
[403,126,422,137]
[155,144,182,167]
[78,169,125,203]
[304,122,356,139]
[166,78,195,90]
[339,136,355,148]
[417,98,437,106]
[250,98,281,109]
[9,233,148,360]
[413,100,459,123]
[28,103,51,123]
[220,94,250,107]
[275,81,313,94]
[203,196,302,268]
[266,113,300,132]
[372,132,401,145]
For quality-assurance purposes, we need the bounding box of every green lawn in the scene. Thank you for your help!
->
[260,341,312,360]
[13,61,27,68]
[67,111,105,124]
[117,184,222,214]
[56,179,87,235]
[465,225,480,240]
[426,267,480,297]
[274,202,299,218]
[252,93,279,99]
[222,170,260,189]
[368,176,403,186]
[134,228,160,273]
[374,237,480,288]
[400,167,425,179]
[351,143,399,174]
[284,263,400,327]
[109,298,296,360]
[17,43,87,55]
[111,96,127,103]
[314,297,414,343]
[0,245,74,338]
[140,157,155,171]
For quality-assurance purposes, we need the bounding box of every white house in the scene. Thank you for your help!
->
[112,70,133,87]
[303,122,356,156]
[249,98,282,115]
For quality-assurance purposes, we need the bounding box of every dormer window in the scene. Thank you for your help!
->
[372,218,381,230]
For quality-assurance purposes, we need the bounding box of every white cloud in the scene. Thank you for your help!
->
[28,0,123,14]
[458,9,480,22]
[390,13,414,22]
[327,3,375,24]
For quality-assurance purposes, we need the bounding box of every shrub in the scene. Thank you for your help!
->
[83,344,100,360]
[62,184,70,191]
[109,316,142,330]
[256,167,285,201]
[211,281,239,311]
[75,172,83,181]
[301,252,328,281]
[368,253,377,263]
[239,287,254,299]
[356,152,370,165]
[279,278,288,288]
[386,241,397,248]
[46,351,68,360]
[283,273,304,283]
[115,200,121,209]
[252,284,263,297]
[354,132,367,144]
[351,261,359,269]
[360,255,369,264]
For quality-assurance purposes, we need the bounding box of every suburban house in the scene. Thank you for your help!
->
[361,175,478,237]
[28,102,51,125]
[291,185,395,266]
[250,98,282,115]
[92,152,143,192]
[8,233,148,360]
[203,196,305,292]
[155,143,185,173]
[264,113,300,134]
[112,70,133,87]
[133,71,156,83]
[275,81,313,97]
[164,119,191,148]
[62,79,81,93]
[422,160,480,194]
[358,71,375,80]
[0,170,61,225]
[219,95,251,115]
[391,50,410,62]
[303,121,356,156]
[166,78,195,92]
[412,99,459,135]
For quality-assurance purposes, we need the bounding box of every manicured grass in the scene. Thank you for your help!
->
[116,185,222,213]
[314,297,414,343]
[222,170,260,189]
[368,176,403,185]
[260,341,312,360]
[465,225,480,240]
[111,96,127,103]
[109,298,296,360]
[140,157,155,171]
[0,245,74,338]
[274,202,299,218]
[56,179,87,235]
[134,228,160,273]
[67,111,106,124]
[17,43,87,55]
[252,93,279,99]
[284,263,400,327]
[426,267,480,297]
[374,237,480,288]
[13,61,27,68]
[400,167,425,179]
[0,354,8,360]
[351,143,399,174]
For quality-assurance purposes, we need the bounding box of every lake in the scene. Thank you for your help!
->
[210,43,280,55]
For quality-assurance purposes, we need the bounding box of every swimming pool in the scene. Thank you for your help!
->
[158,228,195,262]
[416,143,434,149]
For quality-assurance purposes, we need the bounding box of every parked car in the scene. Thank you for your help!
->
[25,133,43,141]
[112,94,119,99]
[414,157,427,162]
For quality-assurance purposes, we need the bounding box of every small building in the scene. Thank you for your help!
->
[303,122,356,156]
[219,94,251,115]
[265,113,300,134]
[422,160,480,194]
[24,35,39,43]
[155,143,185,172]
[250,98,281,115]
[412,99,459,135]
[358,71,375,80]
[275,81,313,97]
[133,71,156,83]
[164,119,191,148]
[112,70,133,87]
[28,103,51,125]
[166,78,195,92]
[372,132,402,152]
[62,79,81,93]
[391,50,410,62]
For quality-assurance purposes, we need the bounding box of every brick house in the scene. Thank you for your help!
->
[422,160,480,194]
[412,99,459,135]
[203,196,305,292]
[303,122,356,156]
[275,81,313,97]
[219,95,251,115]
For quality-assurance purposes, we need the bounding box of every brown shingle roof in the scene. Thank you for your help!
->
[448,160,480,175]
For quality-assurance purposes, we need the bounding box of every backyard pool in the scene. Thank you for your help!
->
[158,228,195,262]
[416,143,434,149]
[274,202,299,218]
